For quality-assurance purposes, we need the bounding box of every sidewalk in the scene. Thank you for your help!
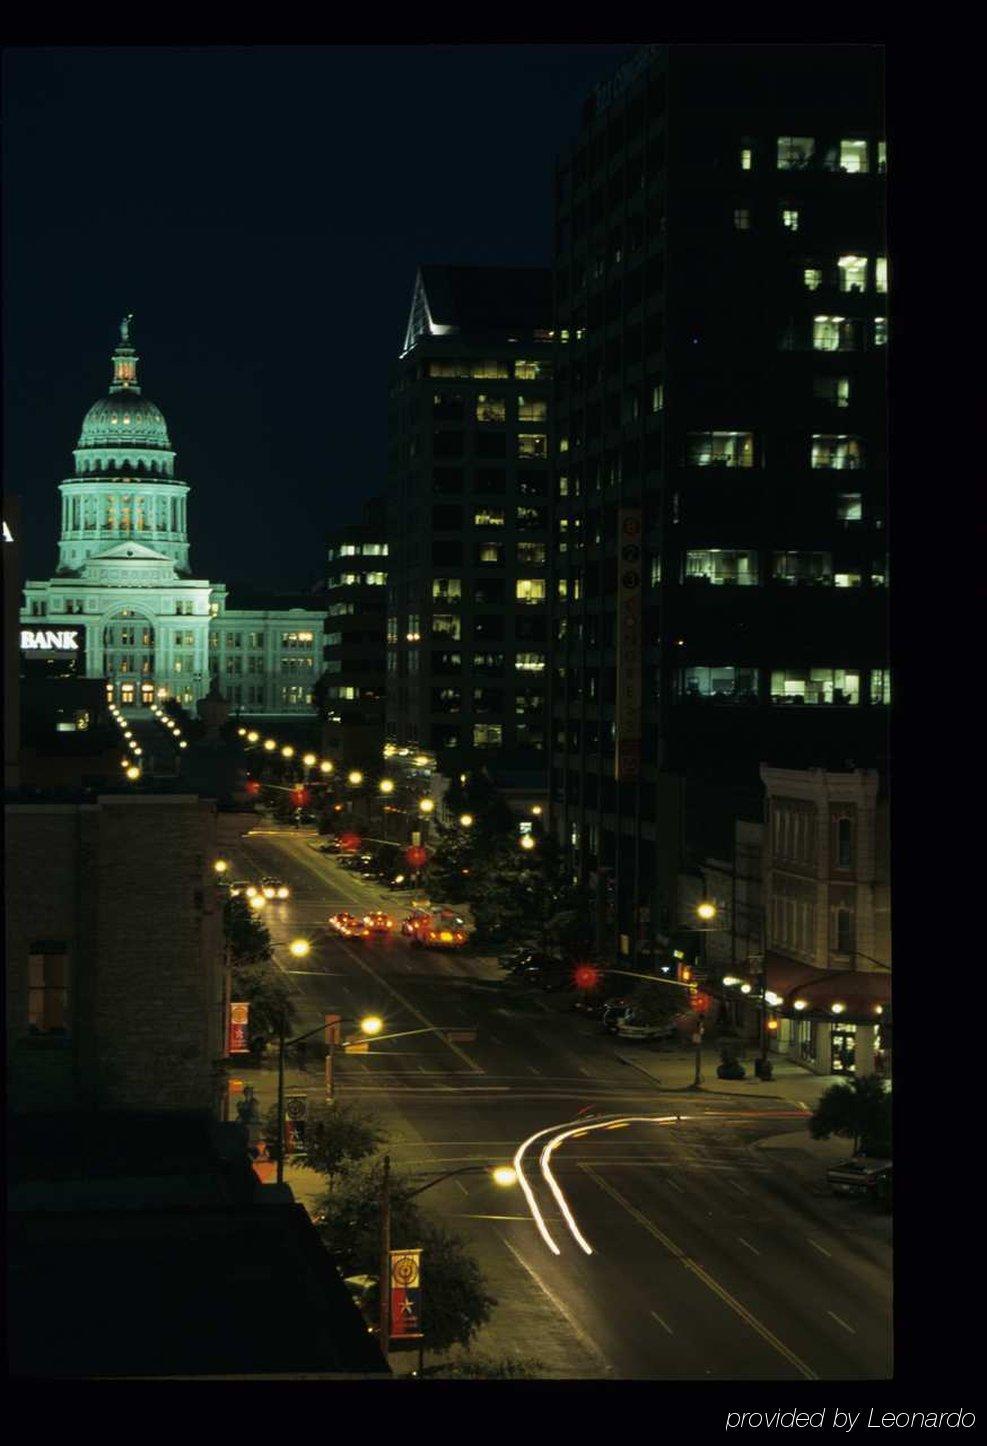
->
[611,1041,846,1110]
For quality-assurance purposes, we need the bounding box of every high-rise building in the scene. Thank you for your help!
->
[550,45,888,960]
[22,318,325,718]
[319,497,388,768]
[386,266,554,787]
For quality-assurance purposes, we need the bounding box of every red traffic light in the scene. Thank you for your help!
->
[339,831,362,853]
[689,990,712,1014]
[405,844,428,869]
[292,786,311,808]
[246,779,261,796]
[573,964,603,992]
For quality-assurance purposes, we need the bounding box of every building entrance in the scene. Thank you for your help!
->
[831,1024,857,1074]
[120,682,136,705]
[140,682,155,706]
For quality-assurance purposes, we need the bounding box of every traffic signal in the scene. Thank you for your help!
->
[573,964,603,992]
[405,844,428,869]
[292,785,311,809]
[690,989,711,1014]
[246,779,261,796]
[678,962,693,984]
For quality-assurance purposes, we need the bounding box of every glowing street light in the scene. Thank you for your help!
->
[491,1165,518,1187]
[347,770,364,786]
[696,901,717,922]
[519,833,536,851]
[288,938,311,959]
[213,860,229,874]
[320,760,334,775]
[125,766,141,781]
[378,778,395,795]
[459,813,474,828]
[247,731,259,743]
[360,1014,384,1036]
[303,753,317,768]
[418,797,435,815]
[281,745,295,759]
[237,727,247,736]
[264,739,277,752]
[249,893,267,911]
[531,805,543,817]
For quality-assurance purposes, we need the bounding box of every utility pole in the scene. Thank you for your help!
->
[276,1011,286,1185]
[379,1152,391,1353]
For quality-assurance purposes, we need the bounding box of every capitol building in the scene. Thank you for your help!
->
[22,319,325,715]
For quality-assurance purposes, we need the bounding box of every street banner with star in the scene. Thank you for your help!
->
[389,1249,423,1340]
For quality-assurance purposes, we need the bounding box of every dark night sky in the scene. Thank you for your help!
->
[3,44,630,592]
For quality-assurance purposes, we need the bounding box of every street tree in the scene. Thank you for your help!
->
[270,1101,383,1183]
[809,1075,891,1156]
[223,896,297,1041]
[314,1159,496,1353]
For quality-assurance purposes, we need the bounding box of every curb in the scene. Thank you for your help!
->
[613,1051,790,1102]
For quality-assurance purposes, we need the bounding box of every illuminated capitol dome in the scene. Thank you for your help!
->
[22,318,325,716]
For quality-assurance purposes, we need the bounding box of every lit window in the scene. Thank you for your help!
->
[811,435,863,470]
[556,578,568,599]
[770,669,860,705]
[684,550,758,585]
[473,723,503,747]
[651,383,664,412]
[839,139,869,174]
[432,614,461,640]
[871,557,888,587]
[516,579,547,605]
[733,208,751,231]
[28,948,69,1035]
[773,552,833,585]
[517,542,546,565]
[836,493,863,523]
[518,434,547,459]
[874,257,888,294]
[558,436,570,453]
[340,543,358,556]
[515,653,546,672]
[777,137,814,170]
[680,667,758,701]
[740,145,753,171]
[873,317,888,347]
[803,268,823,291]
[838,255,868,293]
[428,361,469,379]
[813,316,857,352]
[877,141,886,174]
[474,508,505,527]
[515,359,551,380]
[834,572,862,588]
[518,396,547,422]
[870,669,891,704]
[477,543,503,564]
[472,360,511,379]
[365,572,386,586]
[432,578,462,601]
[476,395,506,423]
[781,208,799,231]
[686,431,754,468]
[813,376,851,408]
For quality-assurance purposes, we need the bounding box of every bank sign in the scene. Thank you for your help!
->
[21,626,84,656]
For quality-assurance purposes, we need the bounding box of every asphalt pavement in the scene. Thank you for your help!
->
[224,822,892,1381]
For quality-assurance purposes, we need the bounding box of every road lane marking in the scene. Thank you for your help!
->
[827,1310,856,1335]
[581,1166,818,1380]
[455,1180,469,1196]
[807,1238,832,1259]
[667,1178,686,1193]
[650,1310,674,1336]
[737,1236,761,1256]
[728,1179,751,1195]
[498,1234,613,1374]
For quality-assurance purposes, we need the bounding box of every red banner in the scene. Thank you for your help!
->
[228,1002,250,1054]
[390,1249,423,1340]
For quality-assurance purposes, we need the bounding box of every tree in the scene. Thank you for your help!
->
[269,1101,383,1183]
[809,1075,891,1156]
[426,1354,545,1379]
[223,895,297,1040]
[314,1159,496,1353]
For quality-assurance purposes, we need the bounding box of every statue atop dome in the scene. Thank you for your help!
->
[120,313,134,345]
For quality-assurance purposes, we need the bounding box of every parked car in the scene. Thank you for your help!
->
[601,998,634,1033]
[613,1014,678,1041]
[228,880,253,898]
[826,1157,893,1200]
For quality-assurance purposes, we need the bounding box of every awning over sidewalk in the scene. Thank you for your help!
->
[764,952,891,1024]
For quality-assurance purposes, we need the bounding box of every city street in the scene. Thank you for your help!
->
[227,823,892,1381]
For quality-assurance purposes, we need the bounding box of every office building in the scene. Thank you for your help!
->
[550,45,888,959]
[386,265,554,788]
[320,497,388,768]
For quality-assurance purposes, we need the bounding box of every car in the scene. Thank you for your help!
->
[228,880,253,897]
[401,909,432,937]
[329,911,369,938]
[601,998,635,1034]
[363,911,395,934]
[329,910,358,932]
[614,1014,678,1041]
[827,1156,893,1200]
[412,912,469,949]
[261,876,291,900]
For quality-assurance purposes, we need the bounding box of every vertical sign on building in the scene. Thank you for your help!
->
[390,1249,423,1341]
[228,1002,250,1055]
[615,508,643,781]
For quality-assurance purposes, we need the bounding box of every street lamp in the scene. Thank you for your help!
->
[348,770,364,786]
[213,859,229,875]
[303,753,317,768]
[379,778,395,795]
[247,730,259,743]
[264,739,277,752]
[288,938,311,959]
[459,813,474,828]
[418,798,434,815]
[125,766,141,781]
[249,893,267,911]
[282,745,295,760]
[320,760,334,775]
[519,833,536,851]
[377,1154,517,1364]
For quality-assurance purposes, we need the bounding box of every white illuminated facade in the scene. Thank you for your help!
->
[22,319,324,714]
